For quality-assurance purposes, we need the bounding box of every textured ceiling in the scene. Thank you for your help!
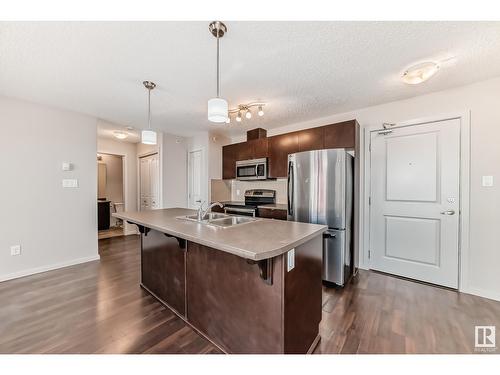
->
[1,21,500,137]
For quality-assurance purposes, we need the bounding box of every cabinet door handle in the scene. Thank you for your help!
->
[440,210,455,215]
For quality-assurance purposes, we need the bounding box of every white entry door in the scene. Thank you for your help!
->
[369,118,460,288]
[188,149,204,209]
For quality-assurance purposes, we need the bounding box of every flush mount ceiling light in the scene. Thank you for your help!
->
[113,131,128,140]
[207,21,229,123]
[227,102,266,124]
[142,81,157,145]
[402,61,440,85]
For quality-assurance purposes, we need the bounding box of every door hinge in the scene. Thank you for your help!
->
[368,250,371,259]
[368,196,371,205]
[369,142,371,152]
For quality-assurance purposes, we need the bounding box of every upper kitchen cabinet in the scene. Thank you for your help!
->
[268,132,299,178]
[222,139,268,179]
[249,138,268,159]
[298,126,325,152]
[324,120,357,149]
[222,143,239,179]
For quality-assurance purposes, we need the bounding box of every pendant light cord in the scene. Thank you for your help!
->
[147,87,151,130]
[216,33,220,98]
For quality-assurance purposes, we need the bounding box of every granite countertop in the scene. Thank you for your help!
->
[113,208,326,261]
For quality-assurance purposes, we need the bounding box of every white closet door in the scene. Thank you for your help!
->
[139,157,151,211]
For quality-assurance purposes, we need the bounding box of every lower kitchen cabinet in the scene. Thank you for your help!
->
[141,229,186,316]
[258,207,287,220]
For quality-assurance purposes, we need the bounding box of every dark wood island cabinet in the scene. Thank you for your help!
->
[115,208,326,354]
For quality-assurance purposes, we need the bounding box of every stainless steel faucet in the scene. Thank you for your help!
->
[197,202,224,221]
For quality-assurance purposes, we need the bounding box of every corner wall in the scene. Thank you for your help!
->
[0,96,99,281]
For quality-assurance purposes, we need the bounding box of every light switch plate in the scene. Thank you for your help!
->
[287,248,295,272]
[10,245,21,256]
[62,179,79,188]
[62,162,72,171]
[482,176,494,187]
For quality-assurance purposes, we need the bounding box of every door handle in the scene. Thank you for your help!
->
[440,210,456,215]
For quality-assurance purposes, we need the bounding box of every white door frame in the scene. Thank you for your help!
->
[95,151,131,234]
[187,148,207,209]
[362,111,471,292]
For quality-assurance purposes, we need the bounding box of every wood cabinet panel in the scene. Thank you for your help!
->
[249,138,268,159]
[268,133,299,178]
[222,143,238,179]
[323,120,356,149]
[234,142,253,161]
[141,230,186,316]
[257,208,287,220]
[298,127,325,152]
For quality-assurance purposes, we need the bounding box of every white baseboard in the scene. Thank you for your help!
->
[0,254,101,283]
[461,286,500,302]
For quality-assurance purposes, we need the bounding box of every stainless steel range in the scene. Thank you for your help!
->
[223,189,276,217]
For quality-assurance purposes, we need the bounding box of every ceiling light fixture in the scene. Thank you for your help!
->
[402,61,440,85]
[226,102,266,124]
[207,21,229,123]
[142,81,157,145]
[113,131,128,140]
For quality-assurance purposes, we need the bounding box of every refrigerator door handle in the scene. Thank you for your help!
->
[287,160,294,216]
[323,232,337,238]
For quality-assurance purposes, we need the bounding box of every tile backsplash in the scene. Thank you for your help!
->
[209,179,287,204]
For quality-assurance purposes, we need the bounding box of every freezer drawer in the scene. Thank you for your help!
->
[322,229,351,286]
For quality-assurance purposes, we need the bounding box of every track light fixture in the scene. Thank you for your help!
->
[226,102,266,124]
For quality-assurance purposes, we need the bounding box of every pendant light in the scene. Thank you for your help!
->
[207,21,228,123]
[142,81,157,145]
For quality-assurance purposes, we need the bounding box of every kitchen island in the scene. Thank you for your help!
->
[113,208,327,354]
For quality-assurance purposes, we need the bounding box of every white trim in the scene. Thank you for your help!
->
[97,150,135,234]
[0,255,100,283]
[187,147,207,209]
[362,111,471,292]
[461,286,500,302]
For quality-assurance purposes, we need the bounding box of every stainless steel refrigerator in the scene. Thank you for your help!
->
[287,149,354,286]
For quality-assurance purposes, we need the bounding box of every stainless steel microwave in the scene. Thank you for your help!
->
[236,158,268,180]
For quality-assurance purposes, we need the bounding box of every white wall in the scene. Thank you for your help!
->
[163,133,188,208]
[231,76,500,301]
[97,134,138,235]
[0,96,99,281]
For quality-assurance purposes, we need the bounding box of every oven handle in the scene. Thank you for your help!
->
[224,207,256,217]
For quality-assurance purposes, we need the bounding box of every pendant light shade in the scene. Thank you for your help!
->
[208,21,228,124]
[208,97,228,122]
[142,81,157,145]
[141,130,157,145]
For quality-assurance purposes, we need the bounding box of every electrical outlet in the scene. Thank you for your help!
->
[10,245,21,256]
[287,248,295,272]
[482,176,494,187]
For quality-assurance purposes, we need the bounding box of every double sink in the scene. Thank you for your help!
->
[177,212,258,228]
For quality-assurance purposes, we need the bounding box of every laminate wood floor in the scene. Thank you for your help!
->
[1,235,499,354]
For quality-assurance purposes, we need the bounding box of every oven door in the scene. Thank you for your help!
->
[224,207,256,217]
